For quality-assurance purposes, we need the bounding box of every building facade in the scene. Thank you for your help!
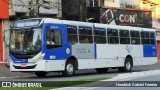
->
[87,0,160,60]
[62,0,87,21]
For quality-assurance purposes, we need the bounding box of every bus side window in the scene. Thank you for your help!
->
[150,32,155,45]
[94,28,106,44]
[67,25,78,44]
[46,30,54,45]
[79,26,93,43]
[141,32,150,45]
[46,29,62,49]
[119,30,130,44]
[107,29,119,44]
[130,31,140,45]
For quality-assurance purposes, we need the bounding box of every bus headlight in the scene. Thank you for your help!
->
[28,53,44,63]
[28,59,37,63]
[28,56,42,63]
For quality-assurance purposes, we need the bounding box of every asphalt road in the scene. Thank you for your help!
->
[0,61,160,81]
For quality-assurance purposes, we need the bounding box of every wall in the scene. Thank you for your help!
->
[0,20,3,61]
[0,0,9,61]
[120,0,140,8]
[157,41,160,60]
[9,0,61,17]
[62,0,87,21]
[9,0,29,16]
[104,0,120,7]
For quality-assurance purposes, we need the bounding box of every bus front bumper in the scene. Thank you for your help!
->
[10,60,46,72]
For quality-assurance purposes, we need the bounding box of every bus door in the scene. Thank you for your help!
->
[44,24,71,60]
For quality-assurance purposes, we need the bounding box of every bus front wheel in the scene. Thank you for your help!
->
[35,71,47,77]
[62,61,75,77]
[118,58,132,72]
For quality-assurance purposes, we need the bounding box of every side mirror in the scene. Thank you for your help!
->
[3,30,10,46]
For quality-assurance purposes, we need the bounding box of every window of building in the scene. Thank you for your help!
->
[94,28,106,44]
[141,32,150,45]
[86,0,99,7]
[79,26,93,43]
[67,25,78,44]
[119,30,130,44]
[120,0,138,8]
[46,29,62,49]
[130,31,140,45]
[107,28,119,44]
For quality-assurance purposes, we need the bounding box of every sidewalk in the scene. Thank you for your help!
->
[0,62,34,78]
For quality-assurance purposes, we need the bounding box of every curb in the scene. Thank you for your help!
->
[0,62,7,67]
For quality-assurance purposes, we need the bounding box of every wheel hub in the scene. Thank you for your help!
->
[66,63,74,74]
[126,61,131,70]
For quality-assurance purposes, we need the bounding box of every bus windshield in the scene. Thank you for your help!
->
[10,27,42,53]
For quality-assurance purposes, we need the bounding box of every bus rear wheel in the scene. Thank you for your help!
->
[62,61,75,77]
[95,68,108,73]
[35,71,47,77]
[118,58,132,72]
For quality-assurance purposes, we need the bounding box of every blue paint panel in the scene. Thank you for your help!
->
[45,44,72,60]
[43,23,72,60]
[9,54,28,63]
[94,44,97,58]
[143,45,157,57]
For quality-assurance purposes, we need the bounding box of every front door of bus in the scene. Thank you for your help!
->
[44,24,71,60]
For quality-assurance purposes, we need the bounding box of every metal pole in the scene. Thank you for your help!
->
[37,0,39,17]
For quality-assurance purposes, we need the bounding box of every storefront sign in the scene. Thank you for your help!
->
[100,7,152,28]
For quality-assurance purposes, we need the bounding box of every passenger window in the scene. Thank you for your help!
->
[94,28,106,44]
[79,26,93,43]
[141,32,150,45]
[67,25,78,44]
[119,30,130,44]
[107,29,119,44]
[46,29,62,49]
[150,32,155,45]
[130,31,140,45]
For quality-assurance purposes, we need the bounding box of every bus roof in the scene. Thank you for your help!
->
[13,18,155,32]
[41,18,155,32]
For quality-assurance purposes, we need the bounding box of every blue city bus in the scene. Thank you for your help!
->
[9,18,157,77]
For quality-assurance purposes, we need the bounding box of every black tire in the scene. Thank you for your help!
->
[35,71,47,77]
[118,58,132,72]
[95,68,108,73]
[62,61,75,77]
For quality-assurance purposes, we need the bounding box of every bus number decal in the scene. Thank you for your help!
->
[126,45,132,54]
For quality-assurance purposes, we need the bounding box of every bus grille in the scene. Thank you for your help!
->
[13,65,37,69]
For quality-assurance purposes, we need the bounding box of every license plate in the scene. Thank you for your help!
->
[21,64,27,67]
